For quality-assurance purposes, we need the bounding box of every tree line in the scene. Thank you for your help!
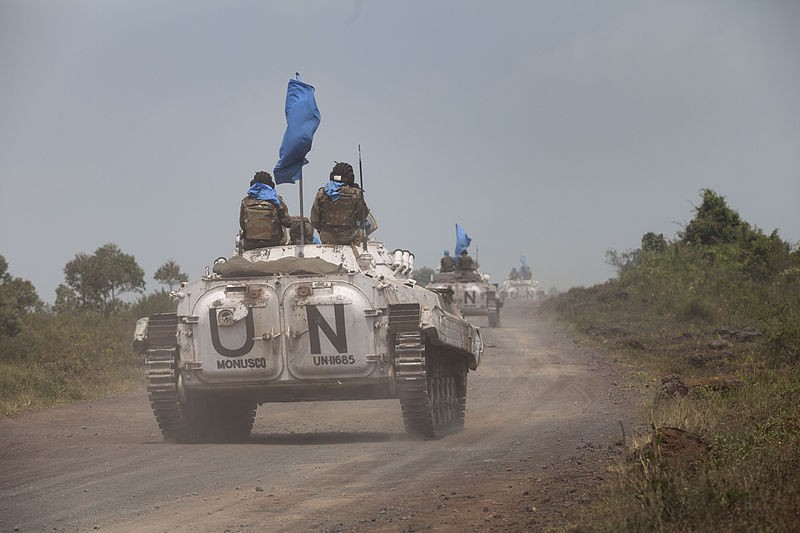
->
[0,244,187,337]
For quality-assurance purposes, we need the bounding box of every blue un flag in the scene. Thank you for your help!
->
[455,223,471,257]
[273,75,321,184]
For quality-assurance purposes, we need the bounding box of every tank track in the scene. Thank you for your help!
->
[391,304,467,438]
[145,313,257,444]
[487,296,500,328]
[145,313,192,443]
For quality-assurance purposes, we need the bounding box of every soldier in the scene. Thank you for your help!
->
[289,216,317,244]
[509,267,519,280]
[310,162,370,245]
[457,250,475,272]
[239,171,291,250]
[440,250,455,272]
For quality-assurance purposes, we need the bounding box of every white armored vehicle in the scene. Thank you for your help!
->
[133,242,483,442]
[426,270,502,328]
[498,279,545,301]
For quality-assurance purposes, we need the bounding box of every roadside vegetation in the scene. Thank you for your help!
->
[2,190,797,528]
[541,189,800,531]
[0,247,182,416]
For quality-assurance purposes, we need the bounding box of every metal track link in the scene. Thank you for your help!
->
[144,313,191,443]
[390,303,469,438]
[387,304,430,436]
[394,331,435,437]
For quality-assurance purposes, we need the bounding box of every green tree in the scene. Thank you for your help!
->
[58,252,97,310]
[53,283,81,313]
[742,229,793,281]
[0,255,43,336]
[641,232,667,254]
[131,290,178,317]
[153,259,188,290]
[680,189,793,281]
[681,189,748,246]
[55,243,145,313]
[605,248,639,277]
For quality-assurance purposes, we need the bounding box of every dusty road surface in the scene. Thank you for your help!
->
[1,303,646,532]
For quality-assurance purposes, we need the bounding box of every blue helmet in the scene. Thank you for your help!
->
[443,250,450,256]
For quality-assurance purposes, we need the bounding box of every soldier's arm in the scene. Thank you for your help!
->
[278,197,292,228]
[239,199,247,231]
[359,191,370,221]
[310,190,322,227]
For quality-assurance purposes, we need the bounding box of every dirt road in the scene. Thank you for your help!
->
[1,303,646,532]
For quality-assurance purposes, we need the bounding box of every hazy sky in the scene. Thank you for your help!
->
[2,0,799,302]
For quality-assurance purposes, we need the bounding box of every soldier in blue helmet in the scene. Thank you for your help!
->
[440,250,455,272]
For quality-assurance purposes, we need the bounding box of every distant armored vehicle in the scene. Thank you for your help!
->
[427,270,502,328]
[500,258,545,301]
[498,278,545,300]
[133,242,483,443]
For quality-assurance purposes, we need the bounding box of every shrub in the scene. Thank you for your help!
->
[0,310,143,415]
[130,290,178,318]
[675,298,714,323]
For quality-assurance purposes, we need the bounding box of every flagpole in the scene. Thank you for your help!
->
[358,144,367,253]
[298,178,305,255]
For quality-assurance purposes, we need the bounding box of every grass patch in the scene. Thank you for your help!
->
[585,368,800,532]
[0,312,145,417]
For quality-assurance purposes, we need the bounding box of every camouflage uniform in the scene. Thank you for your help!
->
[239,194,291,250]
[310,184,369,245]
[289,216,316,244]
[440,254,455,272]
[457,252,476,272]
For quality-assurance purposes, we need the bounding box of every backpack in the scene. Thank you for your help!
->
[441,256,455,271]
[458,255,475,271]
[289,217,315,244]
[321,187,363,229]
[242,198,282,241]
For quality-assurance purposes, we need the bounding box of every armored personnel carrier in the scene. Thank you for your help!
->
[426,269,502,328]
[498,278,545,300]
[133,242,483,443]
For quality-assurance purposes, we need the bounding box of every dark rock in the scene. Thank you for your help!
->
[715,326,762,342]
[708,338,729,350]
[687,353,707,367]
[735,328,762,342]
[641,426,710,472]
[661,375,688,396]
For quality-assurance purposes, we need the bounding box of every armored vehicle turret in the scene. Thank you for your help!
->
[134,242,483,442]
